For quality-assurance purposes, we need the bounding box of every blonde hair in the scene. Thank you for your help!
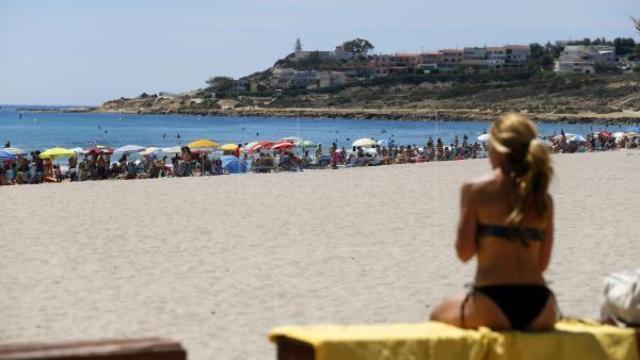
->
[489,113,552,225]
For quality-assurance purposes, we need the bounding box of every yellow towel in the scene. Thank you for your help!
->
[269,319,638,360]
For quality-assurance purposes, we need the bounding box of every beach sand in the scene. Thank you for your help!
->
[1,150,639,360]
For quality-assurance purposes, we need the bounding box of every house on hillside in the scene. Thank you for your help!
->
[555,45,616,74]
[437,49,464,72]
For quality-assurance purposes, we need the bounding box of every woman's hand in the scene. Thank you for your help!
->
[456,182,477,262]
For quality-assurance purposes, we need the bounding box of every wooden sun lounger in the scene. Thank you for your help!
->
[0,338,186,360]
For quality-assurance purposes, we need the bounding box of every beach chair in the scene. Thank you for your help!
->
[0,338,186,360]
[270,320,640,360]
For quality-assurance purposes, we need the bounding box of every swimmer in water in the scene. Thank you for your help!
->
[163,134,166,138]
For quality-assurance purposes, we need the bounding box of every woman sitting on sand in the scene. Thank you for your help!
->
[430,114,557,331]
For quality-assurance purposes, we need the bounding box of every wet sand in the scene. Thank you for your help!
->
[1,150,639,360]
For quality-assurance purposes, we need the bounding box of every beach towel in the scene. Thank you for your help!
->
[269,319,639,360]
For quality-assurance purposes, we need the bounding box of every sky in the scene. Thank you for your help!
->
[1,0,638,106]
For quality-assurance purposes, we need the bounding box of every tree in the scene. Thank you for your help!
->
[342,38,374,56]
[206,76,234,92]
[294,38,303,52]
[614,37,636,55]
[633,17,640,33]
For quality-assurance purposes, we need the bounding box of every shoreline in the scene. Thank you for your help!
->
[21,106,640,125]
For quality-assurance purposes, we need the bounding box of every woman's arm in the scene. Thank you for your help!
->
[539,195,554,271]
[455,182,477,262]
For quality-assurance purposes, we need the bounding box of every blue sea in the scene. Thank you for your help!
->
[0,105,625,151]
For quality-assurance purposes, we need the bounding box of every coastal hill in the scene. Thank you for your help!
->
[98,38,640,123]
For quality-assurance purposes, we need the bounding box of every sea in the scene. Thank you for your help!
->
[0,105,626,152]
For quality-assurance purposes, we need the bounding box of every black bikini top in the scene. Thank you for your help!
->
[476,223,545,244]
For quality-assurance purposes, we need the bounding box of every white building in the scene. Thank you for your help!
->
[555,45,616,74]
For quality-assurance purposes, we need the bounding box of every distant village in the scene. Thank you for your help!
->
[194,37,631,96]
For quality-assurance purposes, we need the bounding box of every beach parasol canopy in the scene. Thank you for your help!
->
[271,142,296,151]
[140,147,161,156]
[298,139,317,148]
[352,138,378,147]
[567,134,587,143]
[114,145,146,153]
[626,126,640,133]
[280,136,303,145]
[221,155,247,173]
[188,139,219,149]
[40,147,76,159]
[220,143,239,151]
[477,134,490,142]
[70,147,84,154]
[0,149,17,161]
[161,146,182,154]
[248,140,274,153]
[84,145,113,155]
[594,131,612,139]
[4,147,25,155]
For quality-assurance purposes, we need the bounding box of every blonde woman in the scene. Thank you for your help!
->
[431,114,557,331]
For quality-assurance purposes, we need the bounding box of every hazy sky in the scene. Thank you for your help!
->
[1,0,638,105]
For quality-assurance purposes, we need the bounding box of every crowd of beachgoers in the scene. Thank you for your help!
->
[0,129,638,186]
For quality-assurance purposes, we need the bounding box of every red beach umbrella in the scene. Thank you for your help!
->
[248,141,274,154]
[271,142,296,151]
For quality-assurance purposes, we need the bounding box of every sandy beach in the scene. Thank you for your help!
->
[1,150,639,360]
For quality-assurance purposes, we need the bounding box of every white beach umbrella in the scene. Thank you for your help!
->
[352,138,378,147]
[4,147,25,155]
[567,134,587,143]
[477,134,490,142]
[70,147,84,154]
[114,145,146,153]
[140,147,161,156]
[161,146,182,154]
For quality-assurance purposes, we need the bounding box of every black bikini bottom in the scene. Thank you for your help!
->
[461,284,553,330]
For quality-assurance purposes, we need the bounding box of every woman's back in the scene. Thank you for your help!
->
[469,171,549,285]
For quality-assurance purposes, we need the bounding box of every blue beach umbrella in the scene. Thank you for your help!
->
[221,155,247,174]
[626,126,640,133]
[0,149,17,161]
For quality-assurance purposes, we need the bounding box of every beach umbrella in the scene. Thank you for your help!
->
[84,145,113,155]
[477,134,490,142]
[221,155,247,173]
[271,142,296,151]
[594,131,612,139]
[70,147,84,154]
[567,134,587,143]
[248,141,274,153]
[280,136,303,145]
[161,146,182,154]
[220,143,239,151]
[298,140,317,148]
[4,147,25,155]
[352,138,378,147]
[140,147,161,156]
[626,126,640,133]
[114,145,146,153]
[40,147,75,159]
[188,139,219,149]
[0,149,16,161]
[377,139,390,147]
